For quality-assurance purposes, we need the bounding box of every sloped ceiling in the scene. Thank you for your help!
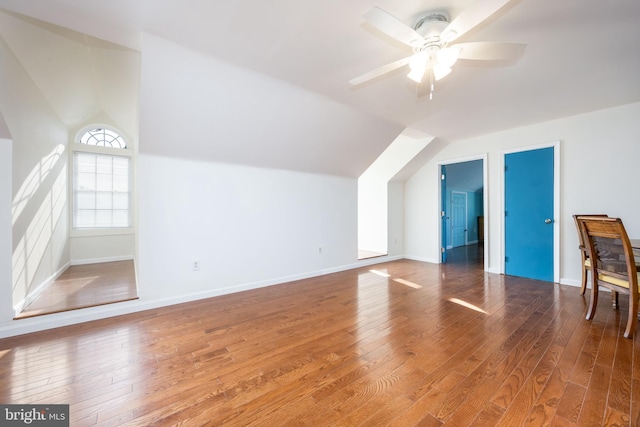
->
[0,10,140,139]
[0,0,639,173]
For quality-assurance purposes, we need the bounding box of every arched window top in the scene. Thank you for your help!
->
[78,127,127,149]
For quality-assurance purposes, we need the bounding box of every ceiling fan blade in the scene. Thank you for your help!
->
[362,7,424,47]
[349,56,412,86]
[455,41,526,61]
[441,0,514,43]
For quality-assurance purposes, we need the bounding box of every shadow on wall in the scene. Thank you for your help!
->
[12,144,69,309]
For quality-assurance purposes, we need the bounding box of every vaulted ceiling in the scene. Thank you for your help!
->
[1,0,639,174]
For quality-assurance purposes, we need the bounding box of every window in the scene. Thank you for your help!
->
[79,128,127,148]
[73,127,132,230]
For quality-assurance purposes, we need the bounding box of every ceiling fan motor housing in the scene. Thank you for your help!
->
[413,12,449,52]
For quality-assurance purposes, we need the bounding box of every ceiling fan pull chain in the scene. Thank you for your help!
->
[430,70,434,100]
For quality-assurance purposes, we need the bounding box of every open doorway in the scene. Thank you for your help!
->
[358,130,432,260]
[440,157,486,267]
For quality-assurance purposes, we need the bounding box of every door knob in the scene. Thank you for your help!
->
[545,218,553,224]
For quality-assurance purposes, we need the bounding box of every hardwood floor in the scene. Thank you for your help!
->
[15,261,138,319]
[446,243,483,266]
[1,258,638,426]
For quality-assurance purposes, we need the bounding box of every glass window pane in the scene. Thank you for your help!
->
[113,193,129,210]
[96,174,113,191]
[113,175,129,192]
[113,156,129,169]
[77,173,96,191]
[96,192,113,210]
[75,210,96,228]
[113,210,130,227]
[76,192,96,210]
[95,210,113,227]
[96,156,113,174]
[75,152,95,168]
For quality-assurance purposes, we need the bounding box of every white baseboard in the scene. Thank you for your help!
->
[71,255,134,266]
[404,254,440,264]
[560,278,581,287]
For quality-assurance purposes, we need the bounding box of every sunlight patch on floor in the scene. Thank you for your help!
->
[448,297,488,314]
[369,269,391,278]
[392,278,422,289]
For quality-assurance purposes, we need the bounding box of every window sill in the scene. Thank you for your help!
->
[71,228,135,238]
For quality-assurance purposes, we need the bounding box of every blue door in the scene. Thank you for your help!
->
[504,147,554,282]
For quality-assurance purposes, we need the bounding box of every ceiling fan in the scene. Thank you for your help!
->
[350,0,525,98]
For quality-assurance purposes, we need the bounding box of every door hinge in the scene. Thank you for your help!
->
[441,174,445,180]
[441,210,445,217]
[505,256,509,262]
[441,247,445,253]
[505,210,508,216]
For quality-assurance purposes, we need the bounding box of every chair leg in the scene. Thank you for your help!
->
[623,294,638,339]
[586,280,598,320]
[580,266,587,296]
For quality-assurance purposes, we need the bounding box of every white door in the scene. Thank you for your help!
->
[451,191,467,248]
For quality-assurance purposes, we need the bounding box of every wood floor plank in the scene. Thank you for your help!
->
[577,361,612,426]
[526,366,568,426]
[1,251,639,426]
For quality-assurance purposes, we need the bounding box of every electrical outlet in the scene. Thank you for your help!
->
[192,260,200,271]
[318,247,323,255]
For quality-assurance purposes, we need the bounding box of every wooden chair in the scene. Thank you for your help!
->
[573,214,608,295]
[580,216,639,338]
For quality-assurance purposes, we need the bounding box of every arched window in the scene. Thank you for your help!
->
[78,128,127,149]
[73,126,132,229]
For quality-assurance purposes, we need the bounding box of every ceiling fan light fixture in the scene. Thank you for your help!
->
[433,63,452,81]
[408,51,429,72]
[407,67,426,83]
[437,47,460,68]
[407,51,430,82]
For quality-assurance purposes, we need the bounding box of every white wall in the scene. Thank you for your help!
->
[70,233,135,264]
[137,154,357,301]
[0,138,13,322]
[405,102,640,284]
[387,181,404,257]
[358,174,387,254]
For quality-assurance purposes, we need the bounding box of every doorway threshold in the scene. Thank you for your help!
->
[358,250,387,260]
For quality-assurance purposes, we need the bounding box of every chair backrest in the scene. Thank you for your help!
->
[573,214,608,255]
[580,216,637,290]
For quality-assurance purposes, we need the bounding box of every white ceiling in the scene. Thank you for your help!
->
[1,0,639,146]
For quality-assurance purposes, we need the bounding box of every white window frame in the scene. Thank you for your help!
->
[70,125,134,237]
